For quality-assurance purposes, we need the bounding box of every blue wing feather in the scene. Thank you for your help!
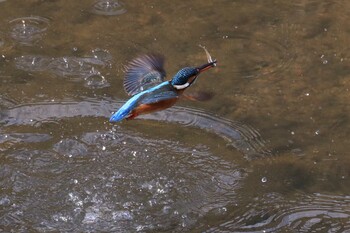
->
[110,81,178,122]
[124,54,166,96]
[140,90,179,105]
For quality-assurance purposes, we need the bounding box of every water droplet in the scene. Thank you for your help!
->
[91,0,127,16]
[84,72,109,89]
[9,16,50,45]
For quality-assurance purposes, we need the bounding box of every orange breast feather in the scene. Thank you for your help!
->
[127,98,178,119]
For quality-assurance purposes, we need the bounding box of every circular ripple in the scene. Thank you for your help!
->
[14,50,113,88]
[0,100,269,158]
[91,0,127,16]
[222,32,295,79]
[48,57,95,77]
[15,55,53,72]
[205,192,350,232]
[9,16,50,45]
[84,71,110,89]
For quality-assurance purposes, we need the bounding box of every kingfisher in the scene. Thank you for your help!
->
[109,48,217,122]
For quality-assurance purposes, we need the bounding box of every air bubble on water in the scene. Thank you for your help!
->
[261,177,267,183]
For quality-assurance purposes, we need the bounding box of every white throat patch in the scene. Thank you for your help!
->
[173,82,190,90]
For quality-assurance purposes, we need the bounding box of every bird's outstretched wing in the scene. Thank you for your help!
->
[124,54,166,96]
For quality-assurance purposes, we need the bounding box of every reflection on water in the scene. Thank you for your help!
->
[1,0,350,232]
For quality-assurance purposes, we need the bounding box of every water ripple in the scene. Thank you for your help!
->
[14,49,112,88]
[0,129,241,232]
[221,31,295,79]
[91,0,127,16]
[0,133,52,152]
[9,16,50,45]
[0,100,269,158]
[204,192,350,232]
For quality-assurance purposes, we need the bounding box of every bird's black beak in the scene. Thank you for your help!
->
[196,59,217,73]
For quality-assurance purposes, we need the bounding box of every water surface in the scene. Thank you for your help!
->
[1,0,350,232]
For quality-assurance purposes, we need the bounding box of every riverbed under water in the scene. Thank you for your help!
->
[1,0,350,232]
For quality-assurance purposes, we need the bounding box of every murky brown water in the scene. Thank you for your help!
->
[1,0,350,232]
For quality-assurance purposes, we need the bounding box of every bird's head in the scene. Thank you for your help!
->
[171,60,217,90]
